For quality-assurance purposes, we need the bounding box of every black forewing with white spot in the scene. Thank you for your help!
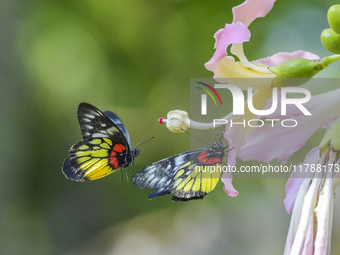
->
[103,110,131,147]
[77,103,129,147]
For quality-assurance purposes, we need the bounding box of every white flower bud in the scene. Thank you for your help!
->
[159,110,189,133]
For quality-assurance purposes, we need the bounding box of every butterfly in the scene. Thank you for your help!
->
[132,134,228,201]
[62,103,140,181]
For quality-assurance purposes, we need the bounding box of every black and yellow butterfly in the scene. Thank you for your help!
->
[62,103,140,181]
[132,134,228,201]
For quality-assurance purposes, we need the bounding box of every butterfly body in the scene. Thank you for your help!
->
[62,103,139,182]
[132,137,226,201]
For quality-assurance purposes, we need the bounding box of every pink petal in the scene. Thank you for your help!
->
[232,0,276,27]
[239,124,305,163]
[239,88,340,163]
[254,50,320,67]
[221,171,239,197]
[261,87,338,122]
[213,28,225,49]
[284,179,304,214]
[283,176,315,255]
[314,177,334,255]
[220,135,239,197]
[222,89,273,165]
[223,183,239,197]
[290,212,316,254]
[206,22,250,65]
[285,175,323,254]
[224,133,238,166]
[284,147,320,213]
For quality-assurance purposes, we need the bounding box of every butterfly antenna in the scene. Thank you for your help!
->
[180,128,210,146]
[135,136,155,148]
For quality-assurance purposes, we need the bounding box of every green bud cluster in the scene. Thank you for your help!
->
[321,5,340,53]
[269,5,340,88]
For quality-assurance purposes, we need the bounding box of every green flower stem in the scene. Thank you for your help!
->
[322,54,340,67]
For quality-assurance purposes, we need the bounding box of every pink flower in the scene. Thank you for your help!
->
[283,145,338,255]
[205,0,319,84]
[204,0,320,196]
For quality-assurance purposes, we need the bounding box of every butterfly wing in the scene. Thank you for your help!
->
[132,150,196,197]
[103,110,131,147]
[62,103,134,181]
[132,145,224,201]
[76,103,129,142]
[62,158,79,181]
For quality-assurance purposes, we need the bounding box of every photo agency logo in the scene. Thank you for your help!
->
[195,81,312,128]
[196,82,223,115]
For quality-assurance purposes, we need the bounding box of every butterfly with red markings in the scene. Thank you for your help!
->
[132,134,228,201]
[62,103,140,181]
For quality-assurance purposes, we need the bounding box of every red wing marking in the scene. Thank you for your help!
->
[109,144,127,168]
[113,144,126,153]
[109,153,119,168]
[206,157,221,164]
[197,151,207,163]
[197,151,221,165]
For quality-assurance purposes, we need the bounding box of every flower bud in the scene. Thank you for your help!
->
[161,110,189,133]
[321,28,340,54]
[319,121,340,155]
[328,5,340,34]
[269,58,325,88]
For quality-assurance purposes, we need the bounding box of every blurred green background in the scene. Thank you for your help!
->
[2,0,340,254]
